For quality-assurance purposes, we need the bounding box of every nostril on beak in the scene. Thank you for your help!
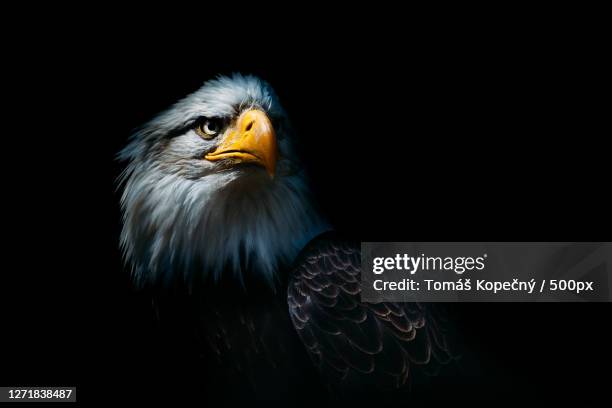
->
[245,120,254,131]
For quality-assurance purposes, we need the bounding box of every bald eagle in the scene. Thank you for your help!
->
[118,74,452,401]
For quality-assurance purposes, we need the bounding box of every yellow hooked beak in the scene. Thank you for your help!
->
[204,109,278,177]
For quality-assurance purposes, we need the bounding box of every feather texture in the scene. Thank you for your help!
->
[288,233,453,393]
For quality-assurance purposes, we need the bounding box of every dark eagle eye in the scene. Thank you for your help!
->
[195,118,222,140]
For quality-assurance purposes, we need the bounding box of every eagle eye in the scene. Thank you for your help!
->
[195,118,222,140]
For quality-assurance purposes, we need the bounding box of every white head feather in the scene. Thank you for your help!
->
[118,74,328,288]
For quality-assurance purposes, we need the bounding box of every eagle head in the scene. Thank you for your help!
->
[118,74,327,288]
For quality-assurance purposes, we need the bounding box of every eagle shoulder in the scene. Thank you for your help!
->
[287,232,453,393]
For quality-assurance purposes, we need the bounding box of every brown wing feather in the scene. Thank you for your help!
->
[288,233,453,393]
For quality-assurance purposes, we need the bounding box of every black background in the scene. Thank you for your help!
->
[1,14,609,406]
